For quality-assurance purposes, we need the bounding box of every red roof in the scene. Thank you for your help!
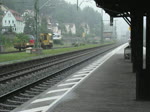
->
[15,16,23,21]
[9,9,23,21]
[9,9,20,15]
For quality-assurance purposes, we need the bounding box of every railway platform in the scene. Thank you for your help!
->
[11,43,150,112]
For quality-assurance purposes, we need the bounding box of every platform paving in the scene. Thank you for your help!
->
[48,45,150,112]
[11,44,150,112]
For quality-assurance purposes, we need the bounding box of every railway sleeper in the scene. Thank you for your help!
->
[0,103,17,109]
[20,93,36,97]
[38,83,51,87]
[41,82,52,85]
[34,86,49,90]
[18,94,34,99]
[0,109,10,112]
[29,88,44,92]
[14,96,31,101]
[25,90,41,95]
[6,99,23,105]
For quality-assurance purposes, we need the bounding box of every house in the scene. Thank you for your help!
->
[22,9,34,17]
[80,23,90,35]
[64,23,76,34]
[48,23,59,33]
[2,9,25,33]
[0,5,8,28]
[46,16,62,35]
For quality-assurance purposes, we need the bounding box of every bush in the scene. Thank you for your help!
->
[53,39,63,45]
[14,33,29,43]
[0,35,14,47]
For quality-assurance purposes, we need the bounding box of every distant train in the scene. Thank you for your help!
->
[14,33,53,51]
[40,33,53,49]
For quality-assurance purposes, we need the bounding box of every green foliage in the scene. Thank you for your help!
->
[53,39,63,45]
[14,33,29,44]
[76,25,84,37]
[58,23,67,35]
[0,42,114,63]
[8,26,13,32]
[3,0,34,13]
[3,0,103,37]
[39,16,50,33]
[1,35,14,47]
[24,15,35,35]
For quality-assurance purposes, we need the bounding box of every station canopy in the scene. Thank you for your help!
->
[94,0,150,17]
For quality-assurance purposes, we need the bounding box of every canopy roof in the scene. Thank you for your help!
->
[94,0,149,17]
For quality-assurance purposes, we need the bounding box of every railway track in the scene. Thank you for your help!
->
[0,44,112,74]
[0,43,121,112]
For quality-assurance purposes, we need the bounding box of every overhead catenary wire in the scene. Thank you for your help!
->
[39,0,52,10]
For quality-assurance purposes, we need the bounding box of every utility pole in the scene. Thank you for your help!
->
[101,8,104,43]
[34,0,39,49]
[32,0,42,54]
[113,19,117,40]
[77,0,79,10]
[0,0,4,52]
[0,1,2,39]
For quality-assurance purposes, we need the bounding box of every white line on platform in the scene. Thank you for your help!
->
[82,68,93,70]
[73,74,87,77]
[44,44,127,112]
[76,72,89,74]
[18,106,49,112]
[31,96,60,104]
[47,88,70,94]
[66,77,83,81]
[58,82,77,87]
[17,43,127,112]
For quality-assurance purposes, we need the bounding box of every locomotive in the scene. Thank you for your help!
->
[40,33,53,49]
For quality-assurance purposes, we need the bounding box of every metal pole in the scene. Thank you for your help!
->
[0,1,3,52]
[114,20,117,40]
[77,0,79,10]
[0,1,2,46]
[101,8,104,43]
[34,0,39,48]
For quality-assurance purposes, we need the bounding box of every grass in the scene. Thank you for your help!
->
[4,47,18,52]
[0,42,115,64]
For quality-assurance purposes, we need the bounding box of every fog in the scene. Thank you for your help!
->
[65,0,130,40]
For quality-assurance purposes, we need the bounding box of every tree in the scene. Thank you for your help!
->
[14,33,29,43]
[8,26,13,32]
[3,0,103,38]
[58,23,67,35]
[76,25,84,37]
[24,15,35,35]
[39,16,50,33]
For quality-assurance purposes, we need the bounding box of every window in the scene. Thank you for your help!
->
[8,13,11,17]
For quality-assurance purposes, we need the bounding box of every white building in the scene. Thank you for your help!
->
[2,9,25,33]
[64,23,76,34]
[22,9,34,17]
[80,23,90,35]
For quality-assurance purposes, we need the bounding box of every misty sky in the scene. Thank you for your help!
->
[64,0,130,38]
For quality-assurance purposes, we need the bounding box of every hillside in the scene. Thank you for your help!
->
[2,0,103,37]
